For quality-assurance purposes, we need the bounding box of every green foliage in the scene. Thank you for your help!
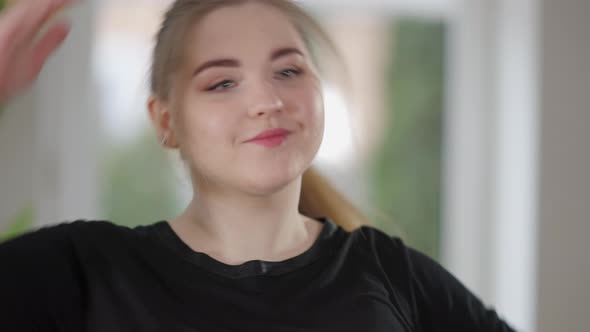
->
[1,205,34,242]
[368,18,446,259]
[101,128,181,228]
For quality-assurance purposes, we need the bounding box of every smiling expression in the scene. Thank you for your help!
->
[168,2,326,195]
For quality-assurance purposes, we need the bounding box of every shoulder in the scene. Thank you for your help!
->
[349,223,438,271]
[56,219,134,239]
[343,224,418,292]
[4,219,124,237]
[0,219,136,257]
[347,223,411,265]
[349,223,464,291]
[0,220,125,286]
[1,219,165,280]
[351,226,518,331]
[346,224,462,302]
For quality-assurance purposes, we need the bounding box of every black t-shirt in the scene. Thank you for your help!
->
[0,217,516,332]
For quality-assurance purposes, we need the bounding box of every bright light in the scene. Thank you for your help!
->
[315,85,356,165]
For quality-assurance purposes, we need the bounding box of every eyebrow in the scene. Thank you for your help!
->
[192,47,305,78]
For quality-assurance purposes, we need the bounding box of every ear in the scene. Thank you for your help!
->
[147,95,180,149]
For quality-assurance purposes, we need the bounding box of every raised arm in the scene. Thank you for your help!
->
[0,0,76,104]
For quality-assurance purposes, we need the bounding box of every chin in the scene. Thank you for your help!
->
[241,164,303,196]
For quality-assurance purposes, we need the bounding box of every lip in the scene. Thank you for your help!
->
[245,128,292,143]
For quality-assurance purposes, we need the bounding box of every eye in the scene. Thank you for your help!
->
[277,68,301,79]
[207,80,235,91]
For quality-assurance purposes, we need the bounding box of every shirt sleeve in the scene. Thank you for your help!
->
[0,222,85,331]
[404,244,517,332]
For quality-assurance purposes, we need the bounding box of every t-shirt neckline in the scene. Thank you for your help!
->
[150,216,342,279]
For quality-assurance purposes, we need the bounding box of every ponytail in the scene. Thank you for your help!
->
[299,166,372,231]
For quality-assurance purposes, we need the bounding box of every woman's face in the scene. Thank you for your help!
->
[173,2,324,195]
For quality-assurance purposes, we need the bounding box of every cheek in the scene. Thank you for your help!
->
[179,103,236,151]
[302,90,325,136]
[285,84,324,122]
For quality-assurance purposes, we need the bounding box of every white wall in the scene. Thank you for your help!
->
[33,1,99,226]
[536,0,590,331]
[0,91,35,231]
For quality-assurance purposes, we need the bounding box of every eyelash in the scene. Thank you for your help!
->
[206,68,303,92]
[207,80,235,92]
[278,68,302,78]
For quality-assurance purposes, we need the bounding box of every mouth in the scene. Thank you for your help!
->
[245,128,292,147]
[247,134,290,147]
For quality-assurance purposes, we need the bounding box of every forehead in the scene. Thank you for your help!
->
[186,2,309,62]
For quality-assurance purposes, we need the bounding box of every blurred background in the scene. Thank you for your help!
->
[0,0,588,331]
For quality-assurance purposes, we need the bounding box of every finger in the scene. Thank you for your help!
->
[24,20,70,82]
[19,0,77,43]
[1,0,77,50]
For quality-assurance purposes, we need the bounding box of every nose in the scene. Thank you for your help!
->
[246,80,284,118]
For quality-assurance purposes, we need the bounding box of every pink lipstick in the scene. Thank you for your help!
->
[246,128,291,147]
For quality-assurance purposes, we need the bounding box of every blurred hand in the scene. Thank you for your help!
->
[0,0,77,104]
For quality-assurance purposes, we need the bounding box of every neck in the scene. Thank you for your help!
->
[170,175,319,265]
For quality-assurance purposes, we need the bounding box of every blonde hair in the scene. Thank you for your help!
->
[150,0,372,231]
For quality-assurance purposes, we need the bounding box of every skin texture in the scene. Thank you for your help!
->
[0,0,75,104]
[148,2,326,265]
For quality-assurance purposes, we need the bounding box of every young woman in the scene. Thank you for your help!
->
[0,0,516,331]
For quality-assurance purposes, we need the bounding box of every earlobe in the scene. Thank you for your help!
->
[147,96,179,149]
